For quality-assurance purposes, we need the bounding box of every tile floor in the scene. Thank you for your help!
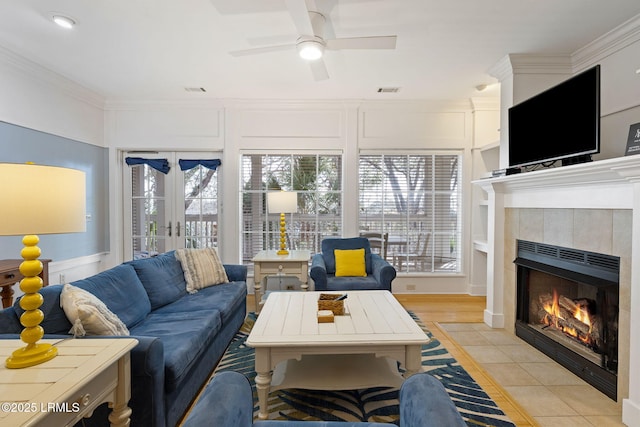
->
[439,322,624,427]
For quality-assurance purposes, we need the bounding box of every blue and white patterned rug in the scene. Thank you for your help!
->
[213,312,515,426]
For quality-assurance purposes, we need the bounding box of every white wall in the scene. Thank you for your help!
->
[0,46,104,148]
[104,98,480,294]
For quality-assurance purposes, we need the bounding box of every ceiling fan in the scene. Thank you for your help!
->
[228,0,397,81]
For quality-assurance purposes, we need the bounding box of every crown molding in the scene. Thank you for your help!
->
[0,44,105,109]
[572,14,640,70]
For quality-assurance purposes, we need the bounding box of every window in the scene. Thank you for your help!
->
[241,153,342,264]
[359,153,462,273]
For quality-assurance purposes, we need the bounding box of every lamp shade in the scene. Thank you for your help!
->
[267,191,298,214]
[0,163,86,236]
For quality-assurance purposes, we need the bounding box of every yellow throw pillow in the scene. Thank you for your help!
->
[334,248,367,277]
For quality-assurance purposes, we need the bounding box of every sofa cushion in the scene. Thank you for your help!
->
[321,275,387,291]
[175,248,229,293]
[126,251,188,310]
[128,309,223,392]
[321,237,372,275]
[13,284,72,334]
[60,284,130,336]
[70,264,151,329]
[334,248,367,277]
[153,281,247,324]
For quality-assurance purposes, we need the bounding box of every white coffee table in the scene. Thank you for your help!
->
[246,290,429,420]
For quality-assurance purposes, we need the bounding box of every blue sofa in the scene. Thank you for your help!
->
[310,237,396,291]
[0,251,247,427]
[182,371,467,427]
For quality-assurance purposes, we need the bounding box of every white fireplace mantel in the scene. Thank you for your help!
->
[473,154,640,427]
[476,155,640,209]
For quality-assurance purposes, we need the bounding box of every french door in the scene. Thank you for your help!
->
[122,151,221,260]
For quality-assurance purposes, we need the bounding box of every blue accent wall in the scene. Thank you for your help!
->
[0,121,109,261]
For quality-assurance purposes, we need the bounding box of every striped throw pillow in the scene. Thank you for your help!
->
[175,248,229,293]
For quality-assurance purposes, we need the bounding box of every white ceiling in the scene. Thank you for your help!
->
[1,0,639,102]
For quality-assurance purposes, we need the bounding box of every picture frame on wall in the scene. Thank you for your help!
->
[624,122,640,156]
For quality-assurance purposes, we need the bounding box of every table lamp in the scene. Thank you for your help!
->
[267,191,297,255]
[0,163,86,368]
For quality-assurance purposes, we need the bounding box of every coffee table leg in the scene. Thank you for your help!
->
[254,348,272,419]
[403,345,423,378]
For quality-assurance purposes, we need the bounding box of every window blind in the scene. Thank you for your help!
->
[359,153,461,273]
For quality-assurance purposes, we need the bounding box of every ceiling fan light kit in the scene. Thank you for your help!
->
[229,1,397,80]
[297,39,324,60]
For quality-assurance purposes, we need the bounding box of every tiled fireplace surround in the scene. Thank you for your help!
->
[477,156,640,427]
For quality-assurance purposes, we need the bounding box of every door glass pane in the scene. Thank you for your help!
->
[130,164,167,259]
[183,164,218,249]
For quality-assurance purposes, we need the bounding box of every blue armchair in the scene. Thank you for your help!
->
[309,237,396,292]
[182,371,466,427]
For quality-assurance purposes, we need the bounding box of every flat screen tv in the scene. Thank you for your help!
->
[508,65,600,169]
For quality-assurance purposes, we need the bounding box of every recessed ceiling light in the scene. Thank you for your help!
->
[51,14,76,29]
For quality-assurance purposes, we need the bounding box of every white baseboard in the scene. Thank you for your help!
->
[483,309,505,328]
[623,398,640,427]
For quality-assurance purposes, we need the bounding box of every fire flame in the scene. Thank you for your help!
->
[542,289,592,344]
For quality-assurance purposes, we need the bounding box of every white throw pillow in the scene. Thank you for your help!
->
[175,248,229,293]
[60,284,130,337]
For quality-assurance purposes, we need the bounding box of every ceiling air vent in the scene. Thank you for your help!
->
[184,87,207,93]
[377,87,400,93]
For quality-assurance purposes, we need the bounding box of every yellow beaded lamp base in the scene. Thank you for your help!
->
[277,212,289,255]
[5,235,58,369]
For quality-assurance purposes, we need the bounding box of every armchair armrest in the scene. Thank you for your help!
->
[370,254,396,291]
[309,254,328,291]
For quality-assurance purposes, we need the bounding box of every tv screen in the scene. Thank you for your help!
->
[508,65,600,169]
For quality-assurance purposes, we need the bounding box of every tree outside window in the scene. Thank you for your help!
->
[241,154,342,265]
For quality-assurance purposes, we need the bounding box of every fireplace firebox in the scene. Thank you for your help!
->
[514,240,619,400]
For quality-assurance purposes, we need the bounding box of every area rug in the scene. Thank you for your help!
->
[213,312,515,426]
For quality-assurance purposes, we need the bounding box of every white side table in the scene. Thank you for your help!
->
[0,338,137,427]
[251,250,311,313]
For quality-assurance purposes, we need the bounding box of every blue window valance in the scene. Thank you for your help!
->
[179,159,222,171]
[125,157,170,174]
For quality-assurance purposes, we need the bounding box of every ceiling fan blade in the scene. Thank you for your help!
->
[229,44,296,57]
[309,58,329,81]
[285,0,314,35]
[326,35,397,50]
